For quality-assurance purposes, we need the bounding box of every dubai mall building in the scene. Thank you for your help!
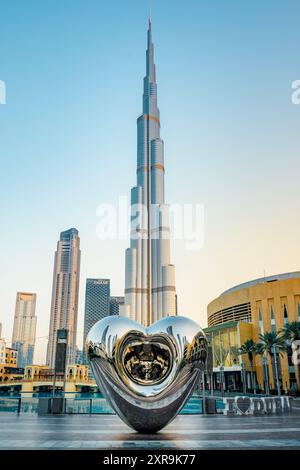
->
[206,272,300,393]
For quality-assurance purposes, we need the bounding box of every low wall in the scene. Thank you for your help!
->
[223,396,293,415]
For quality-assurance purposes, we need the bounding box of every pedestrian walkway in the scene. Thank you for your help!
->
[1,411,300,449]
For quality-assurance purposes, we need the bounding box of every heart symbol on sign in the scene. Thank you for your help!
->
[236,396,251,414]
[86,315,208,432]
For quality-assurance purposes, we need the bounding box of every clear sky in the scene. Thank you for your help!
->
[0,0,299,363]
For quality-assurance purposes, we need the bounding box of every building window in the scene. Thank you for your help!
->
[283,304,288,325]
[270,305,276,332]
[259,309,264,334]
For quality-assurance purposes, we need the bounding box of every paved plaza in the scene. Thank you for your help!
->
[0,411,300,450]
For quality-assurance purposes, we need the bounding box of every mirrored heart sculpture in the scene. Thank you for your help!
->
[86,315,208,432]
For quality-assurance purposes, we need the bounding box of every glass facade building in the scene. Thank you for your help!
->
[46,228,81,368]
[109,296,125,316]
[204,321,253,392]
[12,292,37,368]
[82,279,110,364]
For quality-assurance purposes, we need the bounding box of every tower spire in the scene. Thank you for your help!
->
[146,15,156,89]
[148,0,152,26]
[147,16,152,51]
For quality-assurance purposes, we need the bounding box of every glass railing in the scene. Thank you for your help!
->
[65,397,114,414]
[19,397,39,413]
[0,392,270,415]
[0,397,20,412]
[0,393,209,415]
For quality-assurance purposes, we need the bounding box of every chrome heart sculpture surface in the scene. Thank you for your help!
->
[86,315,208,433]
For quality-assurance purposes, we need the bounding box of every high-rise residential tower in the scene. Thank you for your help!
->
[82,278,110,364]
[122,19,177,326]
[46,228,81,368]
[12,292,37,368]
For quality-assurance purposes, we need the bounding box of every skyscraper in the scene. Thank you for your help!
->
[109,296,125,316]
[82,278,110,364]
[0,338,5,365]
[46,228,81,368]
[122,19,177,326]
[12,292,37,368]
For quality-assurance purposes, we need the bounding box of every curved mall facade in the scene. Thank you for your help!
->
[206,272,300,391]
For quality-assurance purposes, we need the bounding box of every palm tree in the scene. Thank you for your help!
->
[254,341,269,394]
[281,321,300,391]
[239,339,258,393]
[259,331,287,394]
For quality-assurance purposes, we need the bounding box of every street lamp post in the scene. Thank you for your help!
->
[220,366,224,397]
[52,371,56,398]
[241,363,246,394]
[210,373,214,397]
[201,371,206,414]
[253,368,257,395]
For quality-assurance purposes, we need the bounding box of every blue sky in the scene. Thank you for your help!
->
[0,0,299,362]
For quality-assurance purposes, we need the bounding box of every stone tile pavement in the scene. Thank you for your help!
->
[0,411,300,450]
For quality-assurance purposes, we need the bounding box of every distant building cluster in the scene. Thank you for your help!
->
[0,339,23,383]
[1,226,124,381]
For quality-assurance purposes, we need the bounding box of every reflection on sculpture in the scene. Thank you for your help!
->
[123,342,172,384]
[86,315,209,433]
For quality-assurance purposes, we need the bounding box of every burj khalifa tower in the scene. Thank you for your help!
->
[122,19,177,326]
